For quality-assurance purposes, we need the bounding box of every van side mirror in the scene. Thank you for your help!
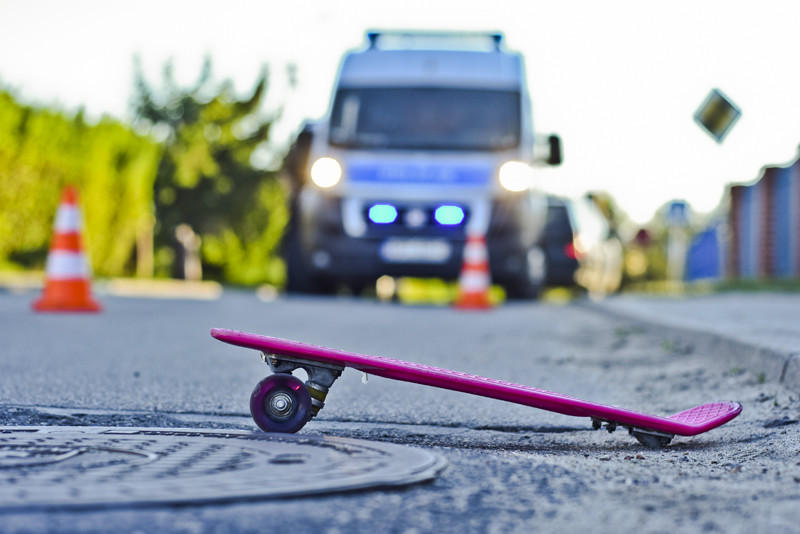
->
[533,134,563,166]
[547,135,562,166]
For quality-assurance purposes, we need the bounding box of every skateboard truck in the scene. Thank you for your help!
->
[592,418,673,448]
[262,352,343,418]
[628,427,673,448]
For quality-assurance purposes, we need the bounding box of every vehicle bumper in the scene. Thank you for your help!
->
[297,195,539,283]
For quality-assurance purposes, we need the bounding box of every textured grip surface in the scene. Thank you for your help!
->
[668,402,742,426]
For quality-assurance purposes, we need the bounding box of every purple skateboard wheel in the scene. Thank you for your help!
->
[250,374,312,433]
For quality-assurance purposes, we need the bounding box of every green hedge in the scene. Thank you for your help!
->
[0,91,161,276]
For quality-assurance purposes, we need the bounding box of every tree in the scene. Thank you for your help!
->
[131,58,288,285]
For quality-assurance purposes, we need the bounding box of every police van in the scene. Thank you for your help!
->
[284,32,561,298]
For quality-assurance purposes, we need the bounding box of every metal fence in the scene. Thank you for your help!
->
[727,156,800,279]
[686,151,800,282]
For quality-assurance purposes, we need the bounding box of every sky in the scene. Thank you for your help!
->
[2,0,800,225]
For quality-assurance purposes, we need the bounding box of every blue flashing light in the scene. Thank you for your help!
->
[368,204,398,224]
[434,205,465,226]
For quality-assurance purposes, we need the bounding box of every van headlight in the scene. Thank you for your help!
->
[310,157,342,188]
[498,161,534,192]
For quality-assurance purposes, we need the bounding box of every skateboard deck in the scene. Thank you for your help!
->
[211,328,742,447]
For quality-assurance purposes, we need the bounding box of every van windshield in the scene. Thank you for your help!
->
[329,88,520,151]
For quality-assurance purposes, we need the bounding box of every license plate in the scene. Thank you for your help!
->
[380,239,452,264]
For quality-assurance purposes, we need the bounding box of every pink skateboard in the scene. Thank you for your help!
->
[211,328,742,448]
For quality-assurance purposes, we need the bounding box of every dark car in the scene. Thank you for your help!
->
[543,195,623,295]
[543,196,580,287]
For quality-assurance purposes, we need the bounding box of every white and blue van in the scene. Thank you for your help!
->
[284,32,561,298]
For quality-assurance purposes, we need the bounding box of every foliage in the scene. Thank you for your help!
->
[132,59,287,285]
[0,90,161,275]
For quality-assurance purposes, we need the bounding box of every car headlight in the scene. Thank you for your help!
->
[498,161,534,192]
[310,157,342,188]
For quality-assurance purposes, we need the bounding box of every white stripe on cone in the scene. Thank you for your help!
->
[54,206,82,232]
[459,270,490,290]
[45,251,90,279]
[463,242,488,264]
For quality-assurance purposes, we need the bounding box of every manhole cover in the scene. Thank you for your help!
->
[0,427,447,509]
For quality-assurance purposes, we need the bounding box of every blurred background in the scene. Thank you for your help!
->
[1,0,799,300]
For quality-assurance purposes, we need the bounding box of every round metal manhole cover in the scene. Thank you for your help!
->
[0,427,447,509]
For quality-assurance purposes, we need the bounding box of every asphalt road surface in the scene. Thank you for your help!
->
[1,290,799,533]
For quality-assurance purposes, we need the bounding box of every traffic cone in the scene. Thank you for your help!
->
[454,232,492,309]
[32,185,102,312]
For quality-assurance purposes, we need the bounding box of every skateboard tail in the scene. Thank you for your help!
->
[665,401,742,435]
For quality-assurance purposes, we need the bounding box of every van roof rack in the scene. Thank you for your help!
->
[366,31,503,52]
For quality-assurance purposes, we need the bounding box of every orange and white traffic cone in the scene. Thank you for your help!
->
[454,232,492,310]
[32,185,102,313]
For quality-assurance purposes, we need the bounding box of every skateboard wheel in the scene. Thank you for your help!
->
[250,374,312,433]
